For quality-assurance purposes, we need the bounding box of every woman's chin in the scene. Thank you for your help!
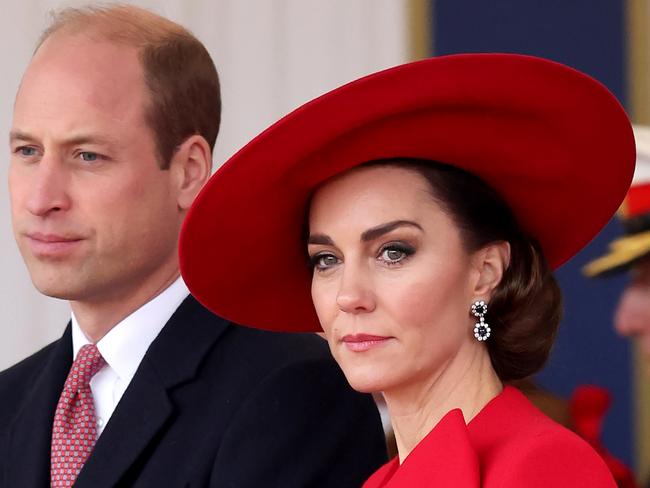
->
[341,368,395,393]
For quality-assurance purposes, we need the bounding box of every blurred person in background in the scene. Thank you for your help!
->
[584,125,650,488]
[585,125,650,366]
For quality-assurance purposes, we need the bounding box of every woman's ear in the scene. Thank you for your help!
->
[472,241,511,297]
[170,134,212,211]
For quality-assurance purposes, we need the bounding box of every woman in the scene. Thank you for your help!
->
[179,54,635,486]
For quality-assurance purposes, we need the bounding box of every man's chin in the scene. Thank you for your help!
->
[33,286,81,301]
[29,275,87,301]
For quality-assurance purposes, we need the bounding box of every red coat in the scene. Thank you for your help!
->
[364,386,616,487]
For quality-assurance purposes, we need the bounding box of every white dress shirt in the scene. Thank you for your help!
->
[71,276,190,436]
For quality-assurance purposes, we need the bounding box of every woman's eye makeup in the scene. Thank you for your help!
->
[309,252,341,271]
[307,238,416,271]
[378,242,416,265]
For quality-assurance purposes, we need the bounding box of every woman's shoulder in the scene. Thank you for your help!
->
[472,386,616,487]
[488,426,616,487]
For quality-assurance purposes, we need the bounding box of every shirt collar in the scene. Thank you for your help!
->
[71,276,190,382]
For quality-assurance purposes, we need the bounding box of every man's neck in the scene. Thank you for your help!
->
[71,270,181,342]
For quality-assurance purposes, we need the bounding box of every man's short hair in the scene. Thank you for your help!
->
[38,5,221,169]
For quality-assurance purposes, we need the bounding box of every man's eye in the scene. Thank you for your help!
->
[18,146,37,157]
[80,152,100,162]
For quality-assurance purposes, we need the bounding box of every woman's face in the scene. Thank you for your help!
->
[308,165,488,394]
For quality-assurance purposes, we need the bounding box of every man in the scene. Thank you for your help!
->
[0,6,387,488]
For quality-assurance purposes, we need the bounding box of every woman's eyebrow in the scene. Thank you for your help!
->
[360,220,423,242]
[308,220,422,245]
[307,234,334,245]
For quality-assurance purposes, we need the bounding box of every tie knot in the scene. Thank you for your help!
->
[66,343,106,391]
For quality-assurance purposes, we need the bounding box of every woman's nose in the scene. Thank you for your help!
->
[336,267,376,314]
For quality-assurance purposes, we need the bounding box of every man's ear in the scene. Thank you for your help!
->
[170,135,212,210]
[472,241,511,297]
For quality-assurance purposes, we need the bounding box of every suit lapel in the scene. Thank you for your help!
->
[6,325,73,488]
[75,296,231,488]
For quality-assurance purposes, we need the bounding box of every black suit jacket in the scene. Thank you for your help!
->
[0,296,387,487]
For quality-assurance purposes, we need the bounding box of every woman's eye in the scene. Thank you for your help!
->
[383,248,405,262]
[379,244,414,265]
[310,253,340,271]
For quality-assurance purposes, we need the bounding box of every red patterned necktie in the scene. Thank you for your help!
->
[51,343,106,487]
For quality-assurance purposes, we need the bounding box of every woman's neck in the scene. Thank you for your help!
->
[384,345,502,463]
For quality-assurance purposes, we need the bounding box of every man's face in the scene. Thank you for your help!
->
[9,33,182,304]
[614,257,650,364]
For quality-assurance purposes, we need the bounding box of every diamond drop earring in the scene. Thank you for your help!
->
[471,300,491,341]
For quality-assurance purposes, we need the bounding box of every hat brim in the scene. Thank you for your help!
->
[583,231,650,277]
[180,53,635,332]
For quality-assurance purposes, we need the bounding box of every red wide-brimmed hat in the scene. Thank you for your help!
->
[179,53,635,332]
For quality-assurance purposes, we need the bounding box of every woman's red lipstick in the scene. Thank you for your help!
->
[341,334,392,352]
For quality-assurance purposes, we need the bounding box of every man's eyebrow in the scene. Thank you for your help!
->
[62,134,119,147]
[307,234,335,245]
[360,220,423,242]
[9,130,118,147]
[9,130,35,144]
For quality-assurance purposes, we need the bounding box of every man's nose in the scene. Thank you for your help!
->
[24,156,71,217]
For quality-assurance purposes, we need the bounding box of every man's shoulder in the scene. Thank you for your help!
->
[178,295,333,368]
[155,296,342,402]
[219,324,334,371]
[206,326,388,488]
[0,340,59,387]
